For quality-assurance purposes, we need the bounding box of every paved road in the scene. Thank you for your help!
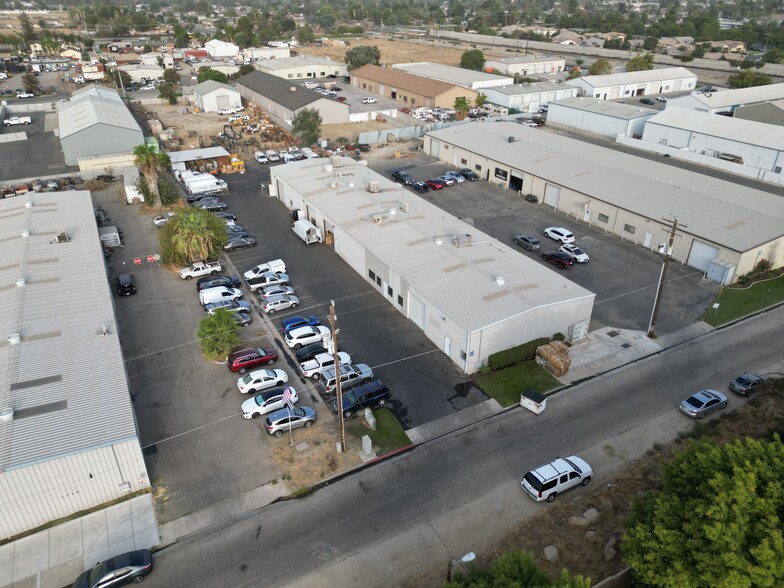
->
[144,306,784,587]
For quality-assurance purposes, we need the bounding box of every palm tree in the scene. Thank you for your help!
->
[196,309,240,361]
[133,144,171,208]
[453,96,470,120]
[169,208,227,262]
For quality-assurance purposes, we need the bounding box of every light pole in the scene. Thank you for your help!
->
[329,300,346,453]
[446,552,476,581]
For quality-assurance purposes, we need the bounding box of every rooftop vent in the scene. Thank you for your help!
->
[55,232,69,243]
[288,86,297,92]
[323,163,334,173]
[367,181,380,193]
[20,230,30,238]
[0,408,13,423]
[389,208,396,216]
[401,202,410,213]
[96,326,109,336]
[452,233,473,248]
[434,238,444,246]
[24,201,32,208]
[508,136,518,143]
[372,214,386,224]
[8,333,21,345]
[14,278,26,288]
[347,181,355,189]
[328,181,338,189]
[330,155,343,168]
[496,276,506,286]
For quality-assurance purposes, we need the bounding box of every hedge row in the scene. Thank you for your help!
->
[488,337,550,370]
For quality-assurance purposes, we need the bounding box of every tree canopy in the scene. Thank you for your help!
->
[196,68,229,84]
[588,59,612,75]
[292,108,322,146]
[196,309,240,361]
[158,207,227,266]
[626,53,654,72]
[623,435,784,588]
[460,49,485,71]
[133,144,171,206]
[728,70,772,88]
[344,45,381,71]
[446,549,590,588]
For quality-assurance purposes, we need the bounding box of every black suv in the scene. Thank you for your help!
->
[196,274,241,291]
[329,380,391,419]
[391,170,414,185]
[115,273,136,296]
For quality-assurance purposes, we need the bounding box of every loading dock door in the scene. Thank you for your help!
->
[544,184,561,208]
[509,172,524,192]
[216,95,230,110]
[687,240,720,272]
[409,294,425,330]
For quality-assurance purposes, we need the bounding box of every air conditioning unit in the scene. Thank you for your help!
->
[330,155,343,168]
[657,244,672,255]
[55,232,69,243]
[401,202,410,213]
[367,181,380,193]
[329,181,338,189]
[508,136,518,143]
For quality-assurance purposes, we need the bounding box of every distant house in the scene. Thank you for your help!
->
[60,48,81,60]
[601,32,626,41]
[581,38,605,48]
[552,30,584,45]
[709,40,746,53]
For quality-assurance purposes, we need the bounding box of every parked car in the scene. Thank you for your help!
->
[522,119,539,128]
[640,98,655,105]
[322,364,374,395]
[361,97,378,104]
[458,168,479,181]
[197,200,228,211]
[411,181,429,193]
[245,272,290,291]
[559,243,590,263]
[729,372,767,396]
[285,325,331,349]
[265,406,317,437]
[679,389,728,419]
[227,347,278,373]
[444,171,465,183]
[543,227,575,244]
[254,151,269,163]
[280,315,320,334]
[199,286,242,306]
[542,251,574,269]
[265,149,280,162]
[115,273,136,296]
[242,386,298,419]
[15,91,34,98]
[226,229,251,239]
[260,294,300,314]
[437,175,456,186]
[329,379,390,418]
[224,236,257,251]
[295,342,336,363]
[236,368,288,394]
[300,351,351,380]
[426,178,445,190]
[71,549,154,588]
[244,259,286,279]
[391,170,415,186]
[258,285,295,300]
[521,456,592,502]
[213,211,236,221]
[231,311,252,327]
[204,299,251,315]
[657,96,669,103]
[153,211,175,227]
[513,235,541,251]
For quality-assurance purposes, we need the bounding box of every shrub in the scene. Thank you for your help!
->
[488,337,549,370]
[157,177,179,206]
[552,332,565,342]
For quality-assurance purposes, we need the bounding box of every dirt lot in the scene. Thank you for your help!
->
[303,37,467,67]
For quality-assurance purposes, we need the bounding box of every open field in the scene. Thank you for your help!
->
[302,37,467,66]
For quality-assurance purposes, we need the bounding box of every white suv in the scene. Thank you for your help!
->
[521,455,592,502]
[543,227,575,244]
[285,325,331,349]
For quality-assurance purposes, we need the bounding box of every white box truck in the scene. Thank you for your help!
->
[292,219,322,244]
[185,176,228,195]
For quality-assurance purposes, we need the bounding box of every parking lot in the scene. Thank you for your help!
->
[0,109,77,181]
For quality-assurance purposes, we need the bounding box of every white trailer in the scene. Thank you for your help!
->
[185,176,228,195]
[292,219,322,245]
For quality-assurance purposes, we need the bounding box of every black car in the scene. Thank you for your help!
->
[186,192,222,204]
[295,341,340,363]
[224,236,257,251]
[72,549,153,588]
[115,273,136,296]
[196,275,241,291]
[197,200,228,211]
[357,143,370,152]
[411,181,429,193]
[213,211,237,221]
[329,380,391,419]
[232,311,253,327]
[226,229,251,239]
[639,98,655,105]
[458,168,479,181]
[391,170,415,185]
[542,251,574,269]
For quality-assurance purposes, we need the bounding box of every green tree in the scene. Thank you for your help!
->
[623,435,784,588]
[292,108,322,146]
[116,69,133,87]
[297,25,316,45]
[19,11,35,46]
[163,207,227,264]
[196,68,229,84]
[163,68,180,84]
[196,309,240,361]
[446,549,590,587]
[158,81,177,104]
[460,49,485,71]
[588,58,612,75]
[475,93,487,108]
[453,96,470,119]
[643,36,659,50]
[21,73,42,95]
[133,144,171,207]
[567,68,582,80]
[344,45,381,70]
[728,69,772,88]
[626,53,654,71]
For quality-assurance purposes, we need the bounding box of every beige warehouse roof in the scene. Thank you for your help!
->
[427,122,784,252]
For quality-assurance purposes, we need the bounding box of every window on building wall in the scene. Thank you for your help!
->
[287,74,293,78]
[403,96,408,102]
[461,158,467,165]
[475,165,482,172]
[398,295,403,306]
[624,223,636,234]
[297,73,302,77]
[369,269,376,281]
[376,276,382,286]
[598,213,609,223]
[460,351,467,360]
[387,286,393,297]
[411,98,416,105]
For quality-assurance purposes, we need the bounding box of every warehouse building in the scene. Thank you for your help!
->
[254,55,348,80]
[117,63,164,84]
[270,157,595,373]
[57,86,144,166]
[547,97,657,138]
[0,191,154,540]
[392,61,513,90]
[566,67,697,100]
[190,79,242,113]
[734,99,784,126]
[484,55,566,76]
[236,70,349,125]
[480,82,578,112]
[666,83,784,115]
[424,122,784,283]
[205,39,239,58]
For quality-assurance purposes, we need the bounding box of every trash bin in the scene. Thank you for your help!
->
[520,389,547,414]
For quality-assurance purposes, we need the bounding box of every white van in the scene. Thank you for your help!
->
[265,150,280,162]
[199,286,243,306]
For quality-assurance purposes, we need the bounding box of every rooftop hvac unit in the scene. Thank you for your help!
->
[323,163,334,173]
[367,181,380,193]
[330,155,343,168]
[55,232,69,243]
[508,136,518,143]
[372,214,385,224]
[401,202,410,213]
[329,181,338,189]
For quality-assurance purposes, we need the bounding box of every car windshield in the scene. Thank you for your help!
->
[571,248,585,255]
[523,472,543,491]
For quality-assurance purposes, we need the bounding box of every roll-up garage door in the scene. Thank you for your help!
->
[409,294,425,330]
[543,184,561,208]
[431,140,440,158]
[687,240,719,272]
[216,95,230,109]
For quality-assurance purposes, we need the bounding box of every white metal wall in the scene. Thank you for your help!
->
[547,106,636,138]
[0,439,149,537]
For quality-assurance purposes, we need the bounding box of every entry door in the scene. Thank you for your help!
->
[643,233,652,248]
[444,336,451,356]
[544,184,561,207]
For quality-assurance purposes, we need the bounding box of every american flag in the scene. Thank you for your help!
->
[283,387,294,411]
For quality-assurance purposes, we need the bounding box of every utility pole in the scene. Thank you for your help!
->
[329,300,346,452]
[647,217,683,339]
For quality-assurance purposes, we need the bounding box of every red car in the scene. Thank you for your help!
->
[426,178,445,190]
[542,251,574,269]
[227,347,278,373]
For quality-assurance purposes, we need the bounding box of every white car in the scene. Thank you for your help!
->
[265,150,280,162]
[656,96,669,103]
[153,211,175,227]
[241,386,298,419]
[254,151,269,163]
[523,120,539,128]
[543,227,576,244]
[521,455,592,502]
[300,147,318,159]
[560,243,590,263]
[300,351,352,380]
[260,294,300,314]
[16,92,34,98]
[444,171,465,183]
[280,153,296,164]
[140,85,155,91]
[258,285,295,299]
[199,286,243,306]
[236,368,288,394]
[361,97,378,104]
[219,106,243,115]
[285,325,331,349]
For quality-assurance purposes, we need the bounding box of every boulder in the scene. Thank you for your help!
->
[583,507,600,524]
[604,537,617,562]
[568,515,590,527]
[544,545,559,563]
[585,530,601,544]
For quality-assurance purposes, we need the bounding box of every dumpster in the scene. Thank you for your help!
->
[520,389,547,414]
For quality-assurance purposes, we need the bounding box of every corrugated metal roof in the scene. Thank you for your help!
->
[646,107,784,150]
[271,160,594,333]
[351,64,461,98]
[168,147,231,163]
[236,70,326,110]
[572,67,697,89]
[426,122,784,252]
[486,55,563,64]
[191,79,236,96]
[393,62,514,87]
[58,88,142,140]
[486,82,577,96]
[674,83,784,109]
[552,97,657,120]
[258,56,345,70]
[0,192,139,471]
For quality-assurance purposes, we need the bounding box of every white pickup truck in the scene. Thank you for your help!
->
[3,116,31,126]
[178,260,223,280]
